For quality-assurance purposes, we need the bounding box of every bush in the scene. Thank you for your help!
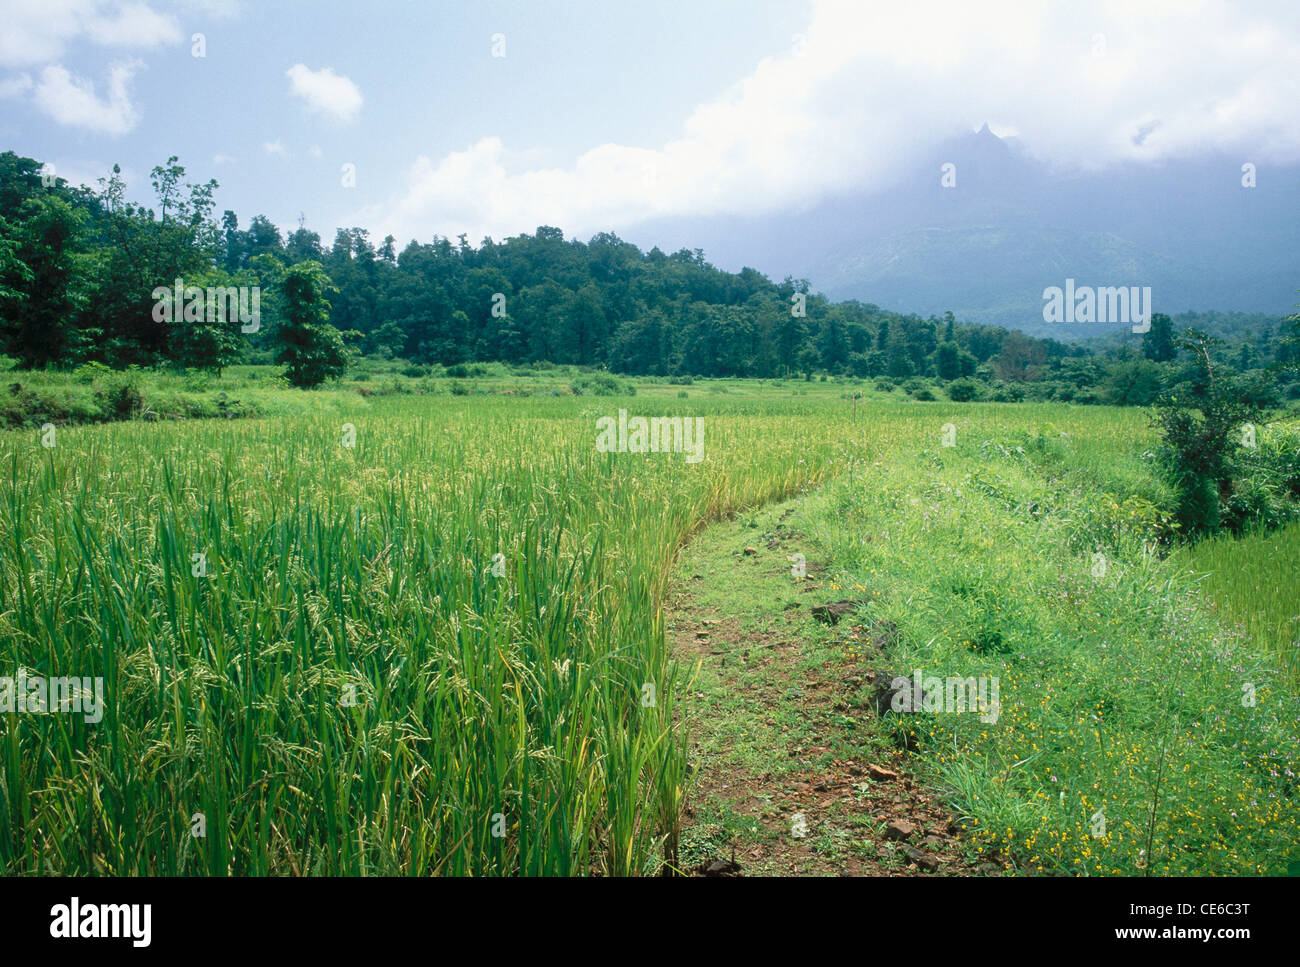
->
[948,379,980,402]
[73,361,115,384]
[1220,475,1296,534]
[95,370,144,420]
[991,383,1026,403]
[1236,422,1300,500]
[571,373,634,396]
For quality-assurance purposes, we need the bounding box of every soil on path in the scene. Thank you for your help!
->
[667,497,1005,877]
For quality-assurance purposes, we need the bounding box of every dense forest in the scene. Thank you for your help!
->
[1,150,1296,402]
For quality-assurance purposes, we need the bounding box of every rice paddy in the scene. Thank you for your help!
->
[1,379,1295,875]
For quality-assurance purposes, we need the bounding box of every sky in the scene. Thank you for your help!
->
[3,0,1299,251]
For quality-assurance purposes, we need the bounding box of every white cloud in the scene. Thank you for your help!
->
[176,0,244,17]
[0,74,33,98]
[212,153,237,165]
[86,2,182,48]
[263,139,287,157]
[0,1,180,68]
[356,0,1300,244]
[33,59,143,135]
[308,144,323,158]
[285,64,363,123]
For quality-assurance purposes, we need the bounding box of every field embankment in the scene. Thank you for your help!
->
[783,415,1299,874]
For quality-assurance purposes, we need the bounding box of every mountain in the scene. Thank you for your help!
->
[625,126,1299,337]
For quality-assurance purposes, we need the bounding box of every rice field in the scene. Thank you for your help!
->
[1,383,1295,875]
[0,389,898,875]
[1177,521,1300,682]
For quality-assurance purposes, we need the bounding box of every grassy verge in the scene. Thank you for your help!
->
[795,413,1299,875]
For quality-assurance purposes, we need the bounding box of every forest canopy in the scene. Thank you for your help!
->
[1,151,1296,403]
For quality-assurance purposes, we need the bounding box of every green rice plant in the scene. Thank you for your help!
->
[1177,520,1300,683]
[0,389,867,875]
[2,383,1295,877]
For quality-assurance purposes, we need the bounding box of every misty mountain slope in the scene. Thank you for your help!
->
[628,126,1299,332]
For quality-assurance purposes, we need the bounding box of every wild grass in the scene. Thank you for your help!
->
[803,408,1299,874]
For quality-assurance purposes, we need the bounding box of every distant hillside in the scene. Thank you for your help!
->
[627,126,1299,337]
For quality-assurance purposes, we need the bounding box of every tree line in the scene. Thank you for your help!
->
[1,150,1296,397]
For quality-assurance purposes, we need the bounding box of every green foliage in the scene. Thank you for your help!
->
[1141,312,1177,362]
[1153,330,1264,537]
[1107,358,1164,406]
[275,261,347,389]
[571,372,635,396]
[948,378,980,402]
[0,148,1293,411]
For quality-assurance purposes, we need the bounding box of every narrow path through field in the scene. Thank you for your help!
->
[667,493,1003,877]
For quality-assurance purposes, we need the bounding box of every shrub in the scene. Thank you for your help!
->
[94,370,144,420]
[73,361,115,384]
[1220,475,1295,534]
[571,373,634,396]
[1153,330,1262,537]
[948,379,980,402]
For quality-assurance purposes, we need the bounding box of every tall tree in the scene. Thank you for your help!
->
[276,261,347,388]
[1142,312,1177,362]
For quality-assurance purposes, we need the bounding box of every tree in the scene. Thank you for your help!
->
[91,159,221,367]
[166,267,250,374]
[276,261,347,388]
[884,323,913,378]
[992,330,1047,382]
[1142,312,1176,362]
[365,320,406,359]
[1153,330,1262,536]
[1107,358,1163,406]
[935,341,961,380]
[0,194,92,367]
